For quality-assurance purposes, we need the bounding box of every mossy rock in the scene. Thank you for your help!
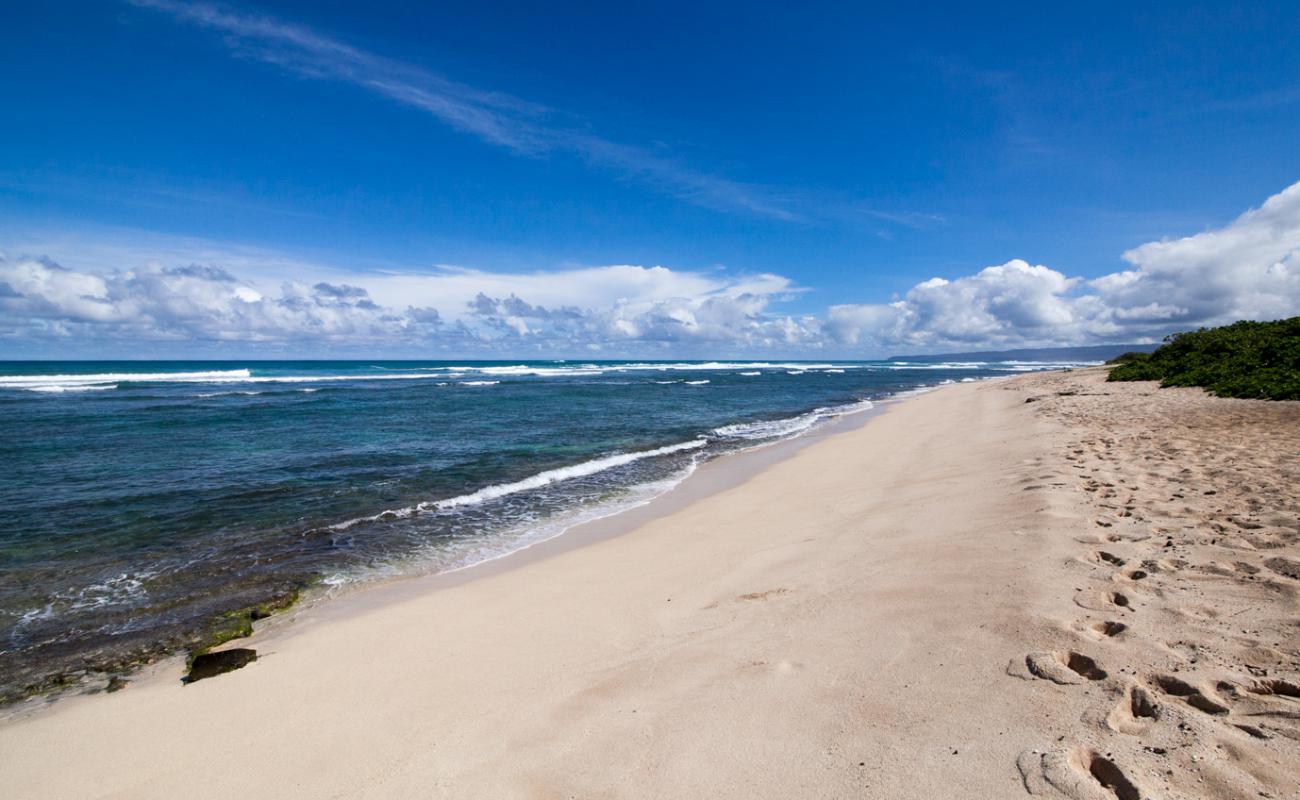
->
[183,648,257,684]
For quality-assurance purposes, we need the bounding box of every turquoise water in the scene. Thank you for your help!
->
[0,359,1086,698]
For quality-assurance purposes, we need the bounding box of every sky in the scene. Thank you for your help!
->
[1,0,1298,358]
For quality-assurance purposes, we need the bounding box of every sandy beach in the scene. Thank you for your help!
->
[2,368,1298,799]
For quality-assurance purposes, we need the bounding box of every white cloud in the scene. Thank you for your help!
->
[4,181,1298,356]
[0,257,445,344]
[828,181,1300,351]
[1098,181,1300,326]
[0,254,817,354]
[827,260,1086,349]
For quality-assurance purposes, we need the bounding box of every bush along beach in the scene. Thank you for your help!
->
[1107,317,1300,400]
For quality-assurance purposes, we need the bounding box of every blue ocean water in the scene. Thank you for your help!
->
[0,359,1086,697]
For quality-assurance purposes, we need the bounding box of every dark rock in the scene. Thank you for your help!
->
[183,648,257,684]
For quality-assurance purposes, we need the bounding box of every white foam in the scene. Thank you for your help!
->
[0,361,882,392]
[430,439,706,510]
[195,390,263,397]
[873,360,1098,372]
[0,369,460,391]
[684,379,710,385]
[331,438,708,530]
[871,363,984,370]
[322,458,703,589]
[431,361,862,378]
[711,399,874,441]
[461,380,500,386]
[738,371,762,376]
[0,369,251,390]
[15,570,157,626]
[823,369,846,373]
[444,365,603,377]
[225,373,448,384]
[0,369,251,386]
[20,384,118,393]
[786,370,806,375]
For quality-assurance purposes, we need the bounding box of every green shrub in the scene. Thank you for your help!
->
[1107,317,1300,400]
[1104,351,1151,366]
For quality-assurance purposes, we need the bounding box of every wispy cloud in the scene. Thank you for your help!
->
[127,0,799,220]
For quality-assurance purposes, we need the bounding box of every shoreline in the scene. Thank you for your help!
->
[3,380,906,720]
[4,373,1049,799]
[285,387,900,624]
[4,368,1295,798]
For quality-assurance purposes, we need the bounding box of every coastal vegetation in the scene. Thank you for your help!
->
[1107,317,1300,400]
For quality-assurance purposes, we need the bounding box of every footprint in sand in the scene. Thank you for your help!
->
[1095,551,1126,567]
[1017,747,1146,800]
[1075,589,1134,613]
[1011,651,1108,685]
[1088,620,1128,639]
[1074,530,1150,545]
[1263,556,1300,581]
[1106,683,1160,735]
[1247,677,1300,699]
[1146,674,1230,715]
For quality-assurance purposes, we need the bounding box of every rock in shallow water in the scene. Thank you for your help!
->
[183,648,257,684]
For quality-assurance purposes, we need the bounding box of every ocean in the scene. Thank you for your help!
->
[0,359,1087,700]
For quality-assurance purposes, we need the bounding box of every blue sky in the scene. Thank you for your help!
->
[1,1,1298,357]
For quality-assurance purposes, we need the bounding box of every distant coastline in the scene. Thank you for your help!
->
[889,343,1159,363]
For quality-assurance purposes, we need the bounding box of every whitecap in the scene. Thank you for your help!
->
[330,438,708,529]
[195,390,263,397]
[21,384,117,393]
[0,369,251,390]
[711,399,874,441]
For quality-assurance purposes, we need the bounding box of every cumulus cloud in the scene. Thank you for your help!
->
[449,271,817,349]
[0,254,818,354]
[827,260,1086,349]
[828,181,1300,351]
[0,257,442,344]
[1097,181,1300,327]
[3,181,1298,355]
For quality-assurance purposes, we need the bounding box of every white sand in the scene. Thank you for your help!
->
[2,369,1297,799]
